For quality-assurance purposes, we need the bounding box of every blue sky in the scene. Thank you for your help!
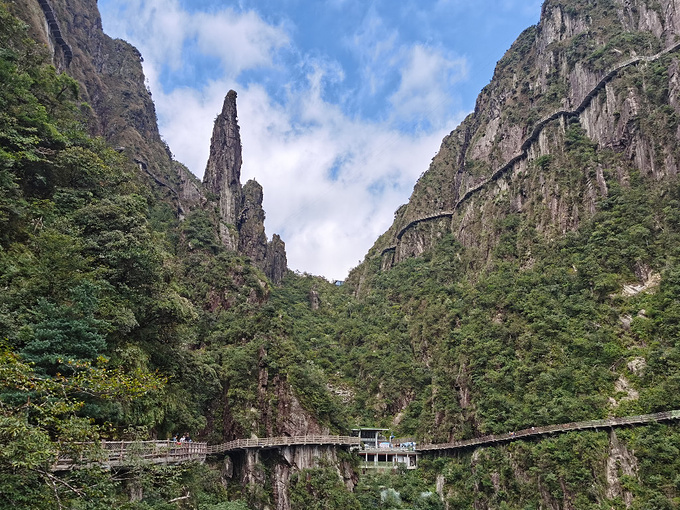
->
[98,0,542,280]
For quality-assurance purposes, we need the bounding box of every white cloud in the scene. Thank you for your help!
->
[100,0,289,86]
[98,0,468,279]
[192,10,289,75]
[389,44,468,129]
[100,0,187,68]
[153,76,458,279]
[347,10,399,96]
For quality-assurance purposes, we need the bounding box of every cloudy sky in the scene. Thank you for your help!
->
[98,0,542,280]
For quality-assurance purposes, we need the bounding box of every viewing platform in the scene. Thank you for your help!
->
[352,427,419,471]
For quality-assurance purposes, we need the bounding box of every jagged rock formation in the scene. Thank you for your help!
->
[13,1,287,283]
[204,91,243,250]
[204,91,288,283]
[239,180,268,262]
[357,0,680,280]
[265,234,288,285]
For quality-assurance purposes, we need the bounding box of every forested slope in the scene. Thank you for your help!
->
[0,4,345,507]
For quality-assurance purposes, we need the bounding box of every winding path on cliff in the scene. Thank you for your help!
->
[418,409,680,453]
[381,42,680,257]
[54,410,680,470]
[37,0,73,66]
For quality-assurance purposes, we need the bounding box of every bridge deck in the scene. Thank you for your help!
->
[418,410,680,452]
[206,435,360,454]
[54,436,360,470]
[53,412,680,470]
[53,440,208,471]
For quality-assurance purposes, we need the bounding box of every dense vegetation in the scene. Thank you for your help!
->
[4,0,680,508]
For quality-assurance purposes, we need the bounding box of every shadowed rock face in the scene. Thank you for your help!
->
[239,179,268,265]
[265,234,288,285]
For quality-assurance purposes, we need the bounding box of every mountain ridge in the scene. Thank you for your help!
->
[353,0,680,283]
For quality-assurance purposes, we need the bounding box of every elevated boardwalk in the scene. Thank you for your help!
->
[54,412,680,470]
[54,435,360,471]
[54,440,208,471]
[206,435,360,454]
[419,410,680,452]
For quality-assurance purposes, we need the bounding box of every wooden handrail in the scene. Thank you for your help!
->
[54,411,680,470]
[418,410,680,452]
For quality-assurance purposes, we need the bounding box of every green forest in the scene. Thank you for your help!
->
[4,0,680,508]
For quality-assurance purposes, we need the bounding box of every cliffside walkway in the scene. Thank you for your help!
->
[418,410,680,453]
[205,435,361,454]
[37,0,73,66]
[53,435,360,471]
[54,412,680,470]
[381,41,680,256]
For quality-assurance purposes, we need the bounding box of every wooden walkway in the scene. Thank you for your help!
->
[54,412,680,470]
[54,435,360,471]
[54,440,208,471]
[205,435,360,454]
[418,410,680,452]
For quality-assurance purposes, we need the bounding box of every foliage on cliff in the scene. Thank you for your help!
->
[0,5,334,507]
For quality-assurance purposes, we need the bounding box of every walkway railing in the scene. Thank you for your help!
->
[418,410,680,452]
[54,440,207,471]
[54,412,680,470]
[206,435,360,454]
[54,436,360,470]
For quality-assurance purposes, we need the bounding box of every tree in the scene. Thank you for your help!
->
[0,347,166,508]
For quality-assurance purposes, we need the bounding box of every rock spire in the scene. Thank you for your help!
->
[203,90,243,250]
[203,90,288,283]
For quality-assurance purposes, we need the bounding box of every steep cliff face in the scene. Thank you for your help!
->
[13,0,287,283]
[11,0,197,219]
[361,0,680,278]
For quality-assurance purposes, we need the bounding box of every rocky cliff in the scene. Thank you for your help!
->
[357,0,680,283]
[12,0,287,283]
[204,90,244,250]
